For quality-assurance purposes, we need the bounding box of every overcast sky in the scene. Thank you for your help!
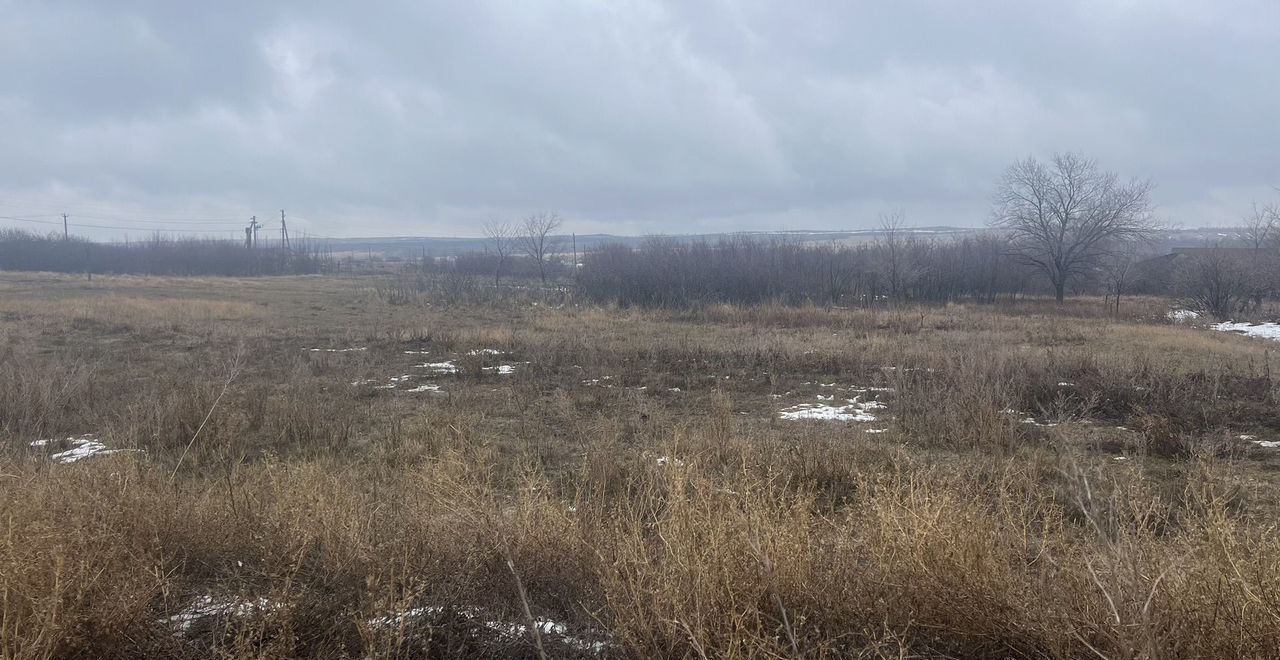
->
[1,1,1277,239]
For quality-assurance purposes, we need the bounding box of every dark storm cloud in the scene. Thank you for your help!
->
[1,0,1277,238]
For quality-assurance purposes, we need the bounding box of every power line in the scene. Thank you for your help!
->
[0,215,242,234]
[0,202,253,223]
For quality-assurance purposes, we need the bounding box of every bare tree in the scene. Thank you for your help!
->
[878,209,918,302]
[1099,240,1141,315]
[1176,246,1251,320]
[991,152,1155,303]
[520,211,564,285]
[1242,201,1278,250]
[483,217,517,286]
[1241,202,1280,307]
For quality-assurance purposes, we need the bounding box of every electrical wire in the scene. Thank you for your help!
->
[0,215,243,234]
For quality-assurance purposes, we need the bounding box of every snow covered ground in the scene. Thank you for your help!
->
[779,396,886,422]
[30,435,140,463]
[1212,321,1280,341]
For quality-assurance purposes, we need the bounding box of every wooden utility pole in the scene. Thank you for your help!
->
[280,209,289,250]
[247,216,261,248]
[62,213,68,240]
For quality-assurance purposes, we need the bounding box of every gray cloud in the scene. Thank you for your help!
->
[1,0,1277,238]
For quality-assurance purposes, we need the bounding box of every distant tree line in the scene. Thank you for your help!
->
[0,230,334,276]
[573,233,1040,307]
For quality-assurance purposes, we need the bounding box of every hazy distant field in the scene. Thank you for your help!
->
[4,271,1280,658]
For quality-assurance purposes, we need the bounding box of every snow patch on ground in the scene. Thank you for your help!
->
[31,435,139,464]
[1212,321,1280,341]
[406,384,442,393]
[367,606,607,653]
[655,456,686,467]
[779,397,886,422]
[165,595,277,633]
[1167,309,1200,323]
[467,348,503,356]
[306,347,366,353]
[483,365,515,375]
[418,361,459,374]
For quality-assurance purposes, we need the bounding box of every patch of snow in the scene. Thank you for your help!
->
[1020,417,1059,428]
[1253,440,1280,449]
[483,365,515,375]
[779,397,885,422]
[417,361,459,374]
[1114,456,1128,461]
[667,387,682,392]
[1212,321,1280,341]
[1238,434,1257,440]
[1057,382,1075,387]
[403,350,431,355]
[367,606,608,653]
[863,428,888,434]
[656,456,686,467]
[166,595,277,633]
[406,384,442,393]
[350,379,377,386]
[31,435,139,464]
[468,348,503,356]
[306,347,366,353]
[1167,309,1200,323]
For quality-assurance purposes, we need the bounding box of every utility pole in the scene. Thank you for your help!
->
[280,209,289,250]
[62,213,68,240]
[247,216,261,249]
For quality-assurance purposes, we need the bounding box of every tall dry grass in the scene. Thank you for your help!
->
[2,274,1280,658]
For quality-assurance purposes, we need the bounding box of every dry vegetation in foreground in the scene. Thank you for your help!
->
[3,271,1280,659]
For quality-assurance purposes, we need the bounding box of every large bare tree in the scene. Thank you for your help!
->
[482,217,516,285]
[991,152,1155,303]
[877,209,919,302]
[520,211,564,285]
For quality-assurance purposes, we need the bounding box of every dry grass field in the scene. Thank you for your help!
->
[3,271,1280,659]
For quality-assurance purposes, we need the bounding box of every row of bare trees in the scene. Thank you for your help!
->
[0,229,334,276]
[576,233,1037,307]
[482,211,565,285]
